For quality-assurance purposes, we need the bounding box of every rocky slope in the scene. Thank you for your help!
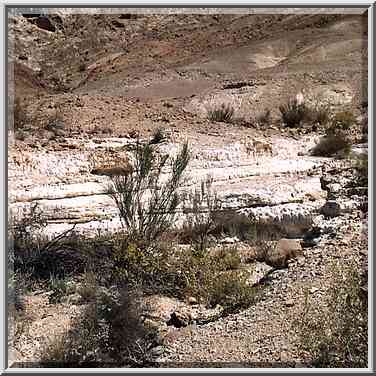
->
[8,10,368,367]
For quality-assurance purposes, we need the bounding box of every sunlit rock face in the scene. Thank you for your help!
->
[9,135,328,239]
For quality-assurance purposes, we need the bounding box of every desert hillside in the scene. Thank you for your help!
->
[8,10,368,368]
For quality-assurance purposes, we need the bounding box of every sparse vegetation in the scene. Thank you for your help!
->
[10,203,86,290]
[329,110,356,133]
[310,103,331,125]
[105,289,159,366]
[309,108,357,157]
[181,176,221,253]
[279,98,310,127]
[211,210,256,241]
[172,247,256,313]
[76,271,97,303]
[149,127,167,145]
[279,98,332,128]
[10,12,368,368]
[48,276,68,304]
[207,102,235,123]
[296,259,367,367]
[216,246,242,271]
[256,108,272,127]
[13,97,28,131]
[40,302,102,366]
[355,154,368,187]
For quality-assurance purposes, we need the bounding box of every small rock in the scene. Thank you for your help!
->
[221,236,239,244]
[327,183,341,195]
[143,318,161,332]
[280,350,290,362]
[187,296,198,305]
[112,20,125,28]
[320,200,341,218]
[309,287,319,294]
[65,293,82,305]
[285,299,294,307]
[297,256,305,265]
[167,310,192,328]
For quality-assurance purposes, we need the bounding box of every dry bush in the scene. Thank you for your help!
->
[211,210,256,241]
[40,287,160,367]
[310,132,351,157]
[206,270,255,312]
[310,104,331,125]
[149,127,167,145]
[172,248,256,313]
[109,239,255,314]
[207,103,235,123]
[76,271,97,303]
[10,204,88,288]
[216,246,242,271]
[13,97,28,131]
[296,259,368,367]
[105,289,160,367]
[256,108,272,127]
[181,177,221,253]
[40,303,103,366]
[279,98,311,127]
[330,111,356,132]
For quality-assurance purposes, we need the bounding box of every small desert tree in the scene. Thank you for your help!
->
[107,141,190,249]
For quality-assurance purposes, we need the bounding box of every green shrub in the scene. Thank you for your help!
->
[207,103,235,123]
[296,259,368,367]
[207,270,255,313]
[175,249,255,313]
[48,276,70,304]
[216,246,242,271]
[107,140,190,249]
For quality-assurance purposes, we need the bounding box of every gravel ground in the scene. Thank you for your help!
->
[157,209,367,367]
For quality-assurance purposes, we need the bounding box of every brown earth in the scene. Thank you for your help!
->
[9,10,368,368]
[10,12,367,141]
